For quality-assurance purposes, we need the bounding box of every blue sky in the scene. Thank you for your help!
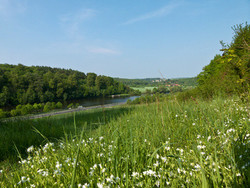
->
[0,0,249,78]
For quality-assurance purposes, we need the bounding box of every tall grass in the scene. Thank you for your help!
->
[0,107,132,162]
[0,96,249,187]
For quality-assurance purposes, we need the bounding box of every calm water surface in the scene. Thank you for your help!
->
[68,96,139,108]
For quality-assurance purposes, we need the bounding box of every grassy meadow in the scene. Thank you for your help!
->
[0,96,249,187]
[131,87,157,93]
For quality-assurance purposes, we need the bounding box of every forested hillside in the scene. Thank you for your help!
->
[0,64,130,107]
[178,23,249,100]
[197,23,249,96]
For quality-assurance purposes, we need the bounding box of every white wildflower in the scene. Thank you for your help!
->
[27,145,34,153]
[82,183,90,188]
[156,180,160,187]
[18,176,30,184]
[101,168,106,173]
[19,159,27,164]
[132,172,140,177]
[165,146,170,151]
[115,177,120,182]
[56,161,62,169]
[207,136,211,141]
[143,169,156,176]
[197,145,206,150]
[97,183,104,188]
[153,161,159,167]
[194,164,201,170]
[161,156,167,163]
[227,128,235,134]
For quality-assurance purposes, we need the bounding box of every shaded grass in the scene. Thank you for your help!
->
[0,106,133,163]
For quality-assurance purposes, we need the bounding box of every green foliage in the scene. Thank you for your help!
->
[0,65,131,108]
[43,102,52,113]
[67,103,74,109]
[196,23,250,99]
[0,109,6,118]
[86,73,97,87]
[115,77,197,88]
[128,94,167,105]
[10,109,18,117]
[55,102,63,109]
[33,103,43,112]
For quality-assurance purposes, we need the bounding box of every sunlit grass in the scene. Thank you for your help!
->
[131,87,157,93]
[0,96,249,187]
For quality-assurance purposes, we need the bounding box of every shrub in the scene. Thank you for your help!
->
[55,102,63,109]
[67,103,74,109]
[43,102,52,113]
[10,109,18,117]
[0,109,6,118]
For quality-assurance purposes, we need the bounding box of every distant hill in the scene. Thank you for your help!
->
[114,77,197,88]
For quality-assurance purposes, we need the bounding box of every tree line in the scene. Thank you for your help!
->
[176,23,249,101]
[0,64,132,109]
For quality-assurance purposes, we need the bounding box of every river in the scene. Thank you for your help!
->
[3,96,140,121]
[67,95,139,108]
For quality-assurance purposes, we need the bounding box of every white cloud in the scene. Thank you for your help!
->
[122,1,183,25]
[60,8,96,38]
[87,47,120,55]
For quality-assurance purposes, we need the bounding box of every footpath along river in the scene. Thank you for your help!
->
[26,95,139,120]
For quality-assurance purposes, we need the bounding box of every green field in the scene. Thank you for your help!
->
[0,96,248,187]
[131,86,158,93]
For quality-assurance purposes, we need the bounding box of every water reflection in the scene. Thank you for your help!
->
[67,96,139,108]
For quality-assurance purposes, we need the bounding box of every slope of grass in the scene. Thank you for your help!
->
[0,96,249,187]
[0,106,132,163]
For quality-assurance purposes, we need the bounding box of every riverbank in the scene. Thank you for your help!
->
[3,102,127,122]
[1,95,140,122]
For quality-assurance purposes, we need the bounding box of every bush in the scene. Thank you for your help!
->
[10,109,19,117]
[26,104,34,114]
[51,102,56,110]
[126,99,132,104]
[43,102,52,113]
[0,109,6,119]
[55,102,63,109]
[67,103,74,109]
